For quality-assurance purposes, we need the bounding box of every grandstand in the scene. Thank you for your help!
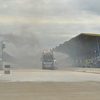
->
[52,33,100,68]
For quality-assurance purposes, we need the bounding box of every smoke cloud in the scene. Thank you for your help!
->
[0,27,41,57]
[0,27,43,69]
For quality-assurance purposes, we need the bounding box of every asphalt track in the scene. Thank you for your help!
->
[1,69,100,100]
[0,69,100,82]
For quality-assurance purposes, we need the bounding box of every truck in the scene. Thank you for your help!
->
[41,51,55,70]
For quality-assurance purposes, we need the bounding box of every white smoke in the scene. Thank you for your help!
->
[0,27,42,57]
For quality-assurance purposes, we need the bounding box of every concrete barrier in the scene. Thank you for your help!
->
[4,65,10,74]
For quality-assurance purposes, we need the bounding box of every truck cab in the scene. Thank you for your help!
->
[41,51,55,70]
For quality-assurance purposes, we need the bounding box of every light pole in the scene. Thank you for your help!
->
[0,40,9,70]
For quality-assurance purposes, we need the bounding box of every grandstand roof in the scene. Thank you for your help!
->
[52,33,100,59]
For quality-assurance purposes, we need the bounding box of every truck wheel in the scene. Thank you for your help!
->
[83,66,85,68]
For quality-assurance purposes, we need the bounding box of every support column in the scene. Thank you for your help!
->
[94,37,96,58]
[96,36,100,58]
[91,38,93,59]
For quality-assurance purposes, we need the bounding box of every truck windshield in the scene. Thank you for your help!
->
[43,56,53,62]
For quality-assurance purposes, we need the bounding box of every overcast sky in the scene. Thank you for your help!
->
[0,0,100,50]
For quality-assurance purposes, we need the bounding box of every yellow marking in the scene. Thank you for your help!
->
[81,33,100,36]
